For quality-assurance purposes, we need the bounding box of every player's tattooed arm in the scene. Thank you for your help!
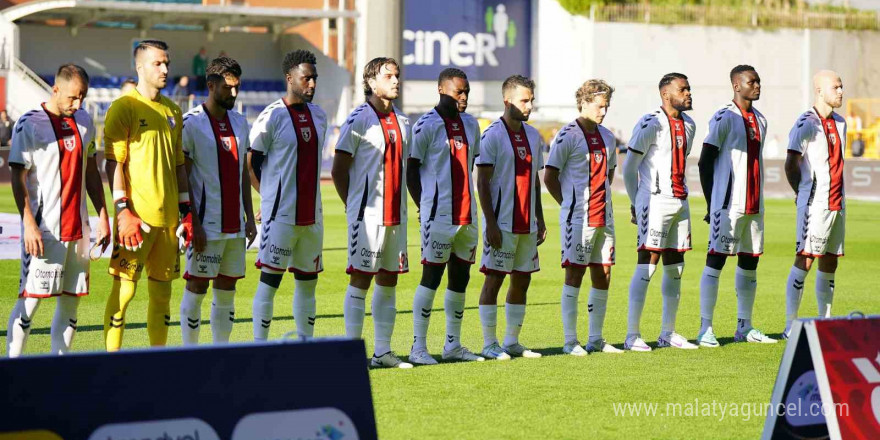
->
[542,166,563,205]
[406,158,422,208]
[11,165,43,257]
[476,165,501,249]
[534,178,547,246]
[85,157,111,252]
[331,151,353,208]
[698,143,719,223]
[784,151,803,195]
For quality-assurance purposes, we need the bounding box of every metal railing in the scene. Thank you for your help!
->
[584,4,880,31]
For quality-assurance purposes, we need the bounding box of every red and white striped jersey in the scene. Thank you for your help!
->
[788,108,846,211]
[410,108,481,225]
[628,107,696,199]
[9,105,96,242]
[335,102,411,226]
[249,99,328,226]
[546,120,617,227]
[475,118,544,234]
[182,105,250,239]
[704,102,768,214]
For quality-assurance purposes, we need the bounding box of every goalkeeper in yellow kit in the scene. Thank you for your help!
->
[103,40,195,350]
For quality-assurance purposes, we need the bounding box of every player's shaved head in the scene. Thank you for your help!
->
[133,39,169,62]
[55,63,89,86]
[813,70,840,90]
[502,74,535,99]
[813,70,844,109]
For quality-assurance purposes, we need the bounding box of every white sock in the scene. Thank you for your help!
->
[211,287,235,343]
[735,267,758,331]
[411,285,437,351]
[50,295,79,354]
[293,278,318,338]
[343,285,367,338]
[6,297,40,358]
[371,285,397,355]
[785,266,808,333]
[479,304,498,347]
[503,303,526,347]
[660,263,684,336]
[560,284,580,345]
[180,288,206,345]
[252,280,278,341]
[444,289,466,351]
[699,267,722,333]
[627,264,655,337]
[588,288,609,343]
[815,271,835,318]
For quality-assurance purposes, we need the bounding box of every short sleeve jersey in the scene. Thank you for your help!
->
[182,105,251,239]
[475,118,545,234]
[9,105,97,241]
[409,108,481,225]
[787,108,846,211]
[628,107,696,199]
[249,99,327,226]
[335,102,410,226]
[546,120,617,227]
[703,102,768,214]
[103,89,185,228]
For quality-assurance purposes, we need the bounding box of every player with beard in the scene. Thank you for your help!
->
[178,57,257,345]
[622,72,698,351]
[7,64,110,357]
[476,75,547,360]
[248,50,328,341]
[783,70,847,338]
[103,40,192,351]
[407,68,484,365]
[332,57,413,368]
[696,65,776,347]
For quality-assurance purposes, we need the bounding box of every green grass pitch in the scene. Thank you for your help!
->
[1,183,877,439]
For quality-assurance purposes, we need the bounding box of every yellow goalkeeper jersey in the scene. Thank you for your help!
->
[104,88,184,228]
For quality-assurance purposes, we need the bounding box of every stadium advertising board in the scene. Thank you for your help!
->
[402,0,532,80]
[0,339,377,440]
[762,315,880,440]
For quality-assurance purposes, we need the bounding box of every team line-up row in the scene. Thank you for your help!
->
[6,42,846,368]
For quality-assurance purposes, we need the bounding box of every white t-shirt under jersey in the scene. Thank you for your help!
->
[476,118,544,234]
[9,105,96,242]
[410,108,481,225]
[335,101,411,226]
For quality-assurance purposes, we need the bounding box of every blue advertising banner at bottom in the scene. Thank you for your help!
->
[0,338,376,440]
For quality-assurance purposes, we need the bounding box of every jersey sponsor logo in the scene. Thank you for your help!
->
[195,252,222,264]
[34,268,63,280]
[300,127,312,142]
[269,244,292,256]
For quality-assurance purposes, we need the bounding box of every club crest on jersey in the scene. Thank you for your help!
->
[301,127,312,142]
[516,145,527,160]
[748,126,757,140]
[593,151,603,163]
[221,137,233,151]
[388,130,398,144]
[453,135,464,150]
[62,136,76,152]
[675,135,684,149]
[829,132,837,145]
[167,116,176,129]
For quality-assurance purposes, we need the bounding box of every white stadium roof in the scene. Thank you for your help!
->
[2,0,358,38]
